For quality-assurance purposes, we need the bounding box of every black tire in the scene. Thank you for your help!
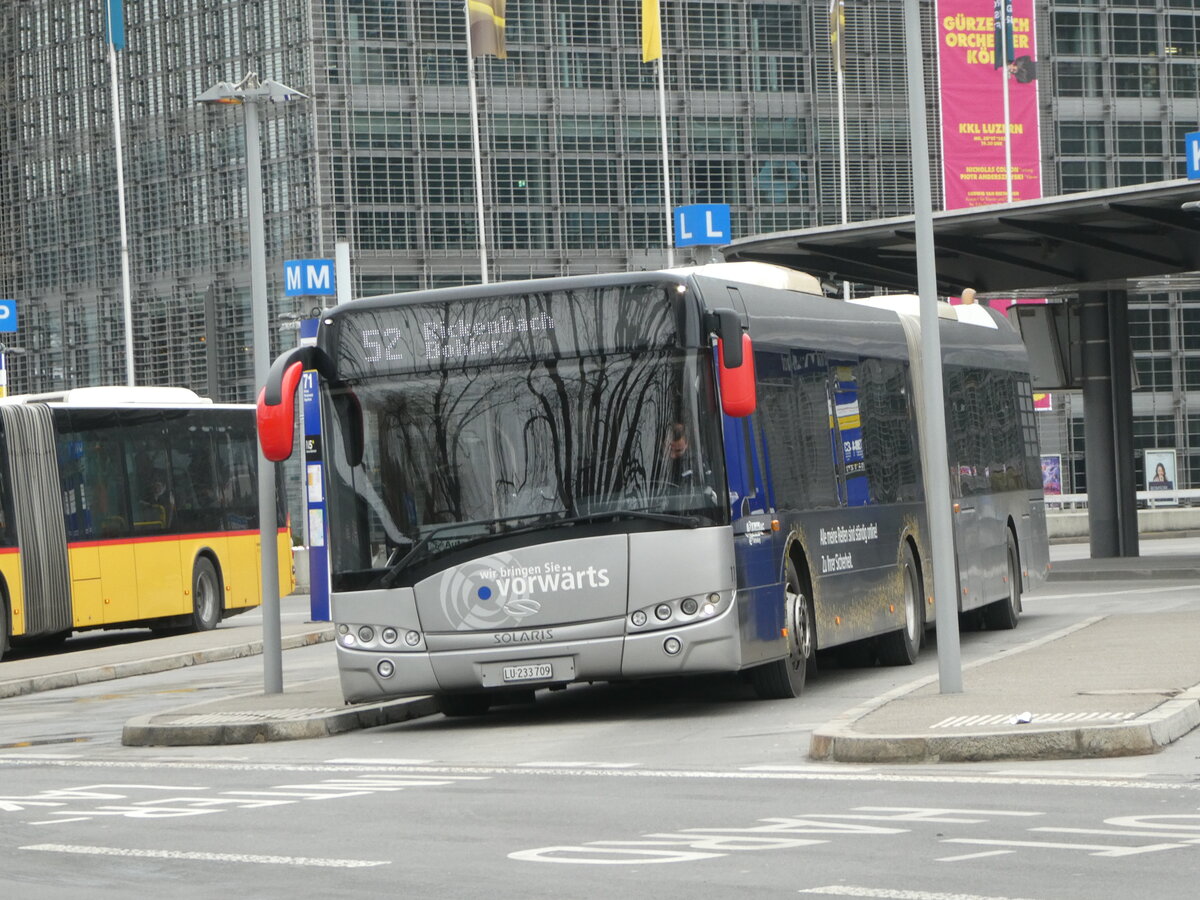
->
[0,593,9,663]
[190,557,222,632]
[982,530,1022,630]
[750,560,815,700]
[878,542,923,666]
[440,693,492,717]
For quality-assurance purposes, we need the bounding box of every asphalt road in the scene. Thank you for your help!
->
[3,571,1200,898]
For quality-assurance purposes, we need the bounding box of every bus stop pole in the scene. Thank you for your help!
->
[245,98,284,695]
[903,0,962,692]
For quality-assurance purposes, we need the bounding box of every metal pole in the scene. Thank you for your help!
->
[1000,1,1013,202]
[656,54,674,267]
[464,2,490,284]
[903,0,961,692]
[244,98,283,694]
[108,40,135,386]
[836,63,850,300]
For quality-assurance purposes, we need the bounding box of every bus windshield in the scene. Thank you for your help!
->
[326,348,726,589]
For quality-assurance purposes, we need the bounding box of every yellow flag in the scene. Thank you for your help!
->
[469,0,507,59]
[642,0,661,63]
[829,0,845,73]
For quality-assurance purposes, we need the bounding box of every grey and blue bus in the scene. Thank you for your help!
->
[258,263,1048,715]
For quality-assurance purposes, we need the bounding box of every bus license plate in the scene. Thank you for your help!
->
[502,663,553,683]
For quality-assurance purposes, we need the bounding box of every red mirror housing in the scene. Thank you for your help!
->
[257,359,305,462]
[717,333,756,417]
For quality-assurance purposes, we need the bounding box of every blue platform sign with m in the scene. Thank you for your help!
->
[1187,132,1200,180]
[284,259,336,297]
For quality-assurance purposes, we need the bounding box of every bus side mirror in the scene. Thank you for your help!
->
[257,345,339,462]
[707,308,756,417]
[709,308,743,368]
[717,333,757,417]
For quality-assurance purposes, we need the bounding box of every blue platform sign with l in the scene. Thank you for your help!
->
[675,204,731,247]
[284,259,336,297]
[1187,132,1200,180]
[0,300,16,333]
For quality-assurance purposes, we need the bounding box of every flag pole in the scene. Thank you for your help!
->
[643,1,673,267]
[464,1,490,284]
[830,0,849,299]
[105,1,135,385]
[1001,1,1013,202]
[656,56,674,268]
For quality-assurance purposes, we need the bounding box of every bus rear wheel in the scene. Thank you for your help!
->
[878,543,923,666]
[982,531,1022,630]
[190,557,222,632]
[750,560,815,700]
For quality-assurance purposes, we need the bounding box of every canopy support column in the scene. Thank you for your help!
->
[1080,290,1139,558]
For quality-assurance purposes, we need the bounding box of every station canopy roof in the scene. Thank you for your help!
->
[721,179,1200,299]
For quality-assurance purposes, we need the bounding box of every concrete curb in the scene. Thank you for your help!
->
[0,627,334,700]
[808,617,1200,763]
[1047,566,1200,582]
[121,688,440,747]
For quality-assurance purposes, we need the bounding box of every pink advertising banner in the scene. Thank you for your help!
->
[936,0,1041,210]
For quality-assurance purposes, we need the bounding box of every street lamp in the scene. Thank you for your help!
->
[0,344,27,399]
[196,73,308,694]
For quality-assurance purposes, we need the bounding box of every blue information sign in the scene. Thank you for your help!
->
[674,204,732,247]
[284,259,336,297]
[1187,132,1200,181]
[0,300,16,333]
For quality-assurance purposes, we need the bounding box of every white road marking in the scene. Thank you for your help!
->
[936,850,1016,862]
[1032,584,1197,602]
[798,887,1041,899]
[0,757,1194,791]
[324,758,433,765]
[942,837,1189,857]
[0,753,81,760]
[517,761,641,768]
[21,843,390,868]
[743,765,863,773]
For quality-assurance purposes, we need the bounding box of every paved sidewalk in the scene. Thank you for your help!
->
[810,610,1200,763]
[2,549,1198,759]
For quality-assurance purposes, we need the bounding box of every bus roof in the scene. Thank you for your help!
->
[2,386,216,407]
[847,294,1000,329]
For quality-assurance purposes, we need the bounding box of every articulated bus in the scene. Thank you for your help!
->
[0,386,294,662]
[259,263,1048,715]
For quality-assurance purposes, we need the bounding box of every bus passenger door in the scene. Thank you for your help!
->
[723,411,783,665]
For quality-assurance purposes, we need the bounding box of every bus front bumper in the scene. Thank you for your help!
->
[335,601,742,704]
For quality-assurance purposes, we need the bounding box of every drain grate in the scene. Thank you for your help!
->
[930,711,1139,729]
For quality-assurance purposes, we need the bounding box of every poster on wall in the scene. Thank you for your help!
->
[1040,453,1061,496]
[1145,448,1178,507]
[935,0,1042,209]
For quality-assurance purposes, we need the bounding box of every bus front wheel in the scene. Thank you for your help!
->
[190,558,222,632]
[750,560,815,700]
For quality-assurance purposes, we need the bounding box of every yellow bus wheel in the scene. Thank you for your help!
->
[190,558,222,632]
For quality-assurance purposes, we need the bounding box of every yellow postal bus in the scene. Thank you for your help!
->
[0,386,293,661]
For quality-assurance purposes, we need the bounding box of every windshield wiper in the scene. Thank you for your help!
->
[565,509,701,528]
[378,508,702,588]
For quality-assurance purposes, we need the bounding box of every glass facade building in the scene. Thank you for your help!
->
[1,0,1200,496]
